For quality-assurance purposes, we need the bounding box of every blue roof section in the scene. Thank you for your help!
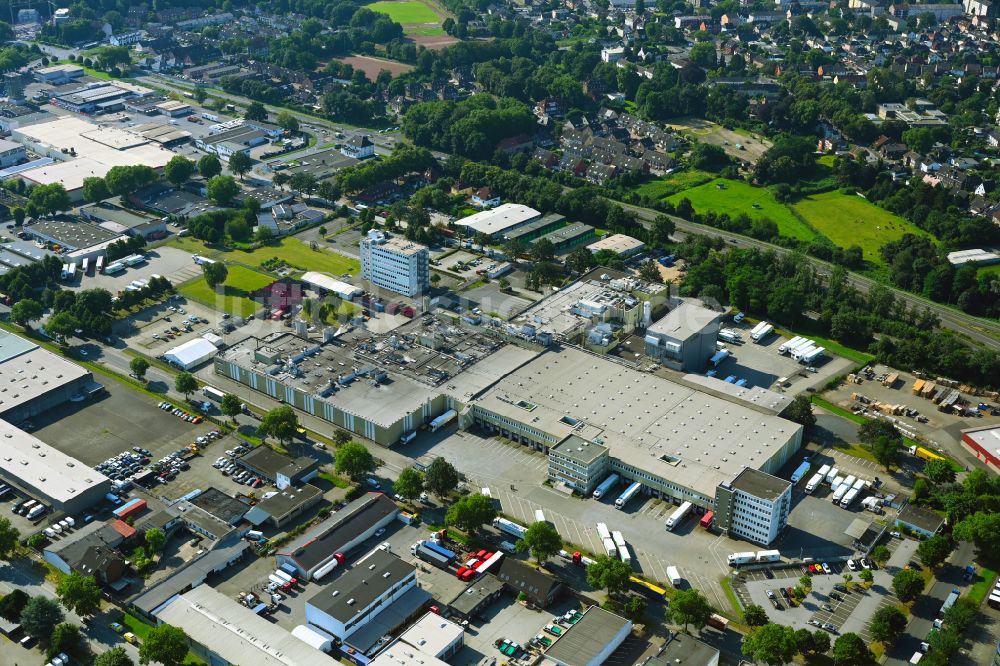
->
[0,327,37,363]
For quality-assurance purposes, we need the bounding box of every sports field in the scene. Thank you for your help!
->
[368,0,440,23]
[168,237,359,276]
[178,265,275,317]
[792,191,930,263]
[666,178,817,241]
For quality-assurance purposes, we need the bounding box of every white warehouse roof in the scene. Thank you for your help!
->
[164,337,219,370]
[947,249,1000,266]
[456,203,540,236]
[300,272,362,300]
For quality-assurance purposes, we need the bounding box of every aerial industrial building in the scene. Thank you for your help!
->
[713,467,792,546]
[468,345,802,507]
[644,300,722,372]
[456,203,541,238]
[0,329,96,422]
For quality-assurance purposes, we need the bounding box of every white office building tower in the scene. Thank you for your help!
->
[714,467,792,546]
[360,231,429,297]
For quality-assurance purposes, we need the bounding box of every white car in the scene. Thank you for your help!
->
[847,560,858,571]
[821,563,832,574]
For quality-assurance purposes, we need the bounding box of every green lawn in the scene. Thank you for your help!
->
[406,26,446,35]
[771,325,874,365]
[178,265,275,317]
[123,613,206,665]
[792,191,931,264]
[968,564,999,606]
[166,236,360,276]
[634,169,714,200]
[977,264,1000,277]
[368,0,440,22]
[667,178,817,241]
[817,154,837,167]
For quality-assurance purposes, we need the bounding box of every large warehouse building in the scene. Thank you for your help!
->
[0,329,96,422]
[466,346,802,509]
[0,419,110,513]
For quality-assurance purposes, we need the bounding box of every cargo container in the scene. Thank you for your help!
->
[718,329,740,343]
[840,488,860,508]
[817,464,831,479]
[709,349,730,367]
[203,386,226,402]
[596,522,611,540]
[311,553,346,581]
[612,531,629,564]
[825,467,839,483]
[665,501,692,531]
[790,461,811,484]
[749,321,767,337]
[831,483,849,503]
[615,481,642,509]
[493,517,527,540]
[429,410,457,432]
[592,473,620,499]
[123,254,146,266]
[273,570,297,586]
[602,537,618,558]
[708,614,729,631]
[751,323,773,342]
[728,552,756,566]
[939,588,960,617]
[699,511,714,529]
[95,256,105,274]
[805,473,823,494]
[799,347,825,365]
[113,498,146,519]
[778,336,805,354]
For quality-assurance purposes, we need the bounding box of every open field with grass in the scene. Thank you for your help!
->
[666,178,817,241]
[178,265,275,317]
[338,54,415,79]
[166,236,359,276]
[368,0,440,22]
[634,170,713,200]
[792,192,930,263]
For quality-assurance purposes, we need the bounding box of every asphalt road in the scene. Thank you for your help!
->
[616,202,1000,352]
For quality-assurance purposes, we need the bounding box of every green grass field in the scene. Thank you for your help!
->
[792,192,930,263]
[178,265,275,317]
[666,178,817,241]
[368,0,440,22]
[167,237,360,276]
[634,170,713,200]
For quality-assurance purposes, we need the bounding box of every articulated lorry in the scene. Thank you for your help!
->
[493,517,528,540]
[412,540,456,569]
[592,474,620,499]
[665,501,692,531]
[615,481,642,509]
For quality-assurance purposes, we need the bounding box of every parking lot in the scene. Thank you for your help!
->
[63,247,197,294]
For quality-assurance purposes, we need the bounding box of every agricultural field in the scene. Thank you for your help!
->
[792,191,931,263]
[178,265,275,317]
[167,237,360,276]
[368,0,440,23]
[338,55,415,80]
[666,178,817,241]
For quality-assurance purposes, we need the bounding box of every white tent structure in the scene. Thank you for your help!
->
[163,337,219,370]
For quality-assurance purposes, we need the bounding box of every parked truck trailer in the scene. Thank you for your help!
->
[592,474,620,500]
[665,501,692,531]
[493,517,528,540]
[615,481,642,509]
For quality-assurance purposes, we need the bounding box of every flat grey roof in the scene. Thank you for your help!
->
[280,493,397,571]
[533,221,594,246]
[187,488,250,525]
[252,484,322,519]
[80,201,161,229]
[503,213,565,241]
[447,573,504,615]
[472,346,801,498]
[154,584,336,666]
[646,301,720,342]
[897,504,945,532]
[550,435,607,465]
[25,218,121,249]
[343,585,431,654]
[645,634,719,666]
[306,549,415,621]
[238,445,316,479]
[543,606,630,666]
[727,467,791,501]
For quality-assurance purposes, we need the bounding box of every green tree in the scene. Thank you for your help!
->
[741,623,796,665]
[129,357,150,381]
[139,623,188,666]
[207,175,239,205]
[585,555,633,596]
[332,429,352,447]
[667,588,713,631]
[258,405,299,447]
[519,521,562,563]
[793,628,815,656]
[871,435,900,471]
[28,183,71,215]
[891,568,925,602]
[289,172,318,195]
[916,534,953,569]
[104,165,157,197]
[689,41,717,69]
[445,493,497,534]
[334,441,377,480]
[19,596,64,641]
[394,468,424,500]
[923,458,956,484]
[799,574,812,592]
[953,511,1000,557]
[198,154,222,179]
[82,177,111,202]
[0,517,19,561]
[871,545,890,564]
[424,457,459,496]
[743,604,768,627]
[832,632,872,665]
[244,101,267,121]
[623,594,647,622]
[783,395,816,427]
[858,419,901,445]
[45,311,81,340]
[95,647,134,666]
[689,143,730,171]
[858,569,873,584]
[650,214,675,247]
[942,598,978,633]
[49,622,81,656]
[0,589,28,621]
[145,527,166,553]
[810,629,831,654]
[220,393,242,422]
[202,261,228,289]
[12,206,24,225]
[55,573,101,617]
[228,151,252,180]
[638,260,660,283]
[532,238,555,262]
[164,155,195,187]
[868,606,906,644]
[276,110,299,132]
[10,298,43,326]
[174,372,198,399]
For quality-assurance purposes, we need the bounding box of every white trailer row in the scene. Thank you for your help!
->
[750,321,774,343]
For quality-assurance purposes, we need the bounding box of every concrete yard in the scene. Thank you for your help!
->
[64,246,197,294]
